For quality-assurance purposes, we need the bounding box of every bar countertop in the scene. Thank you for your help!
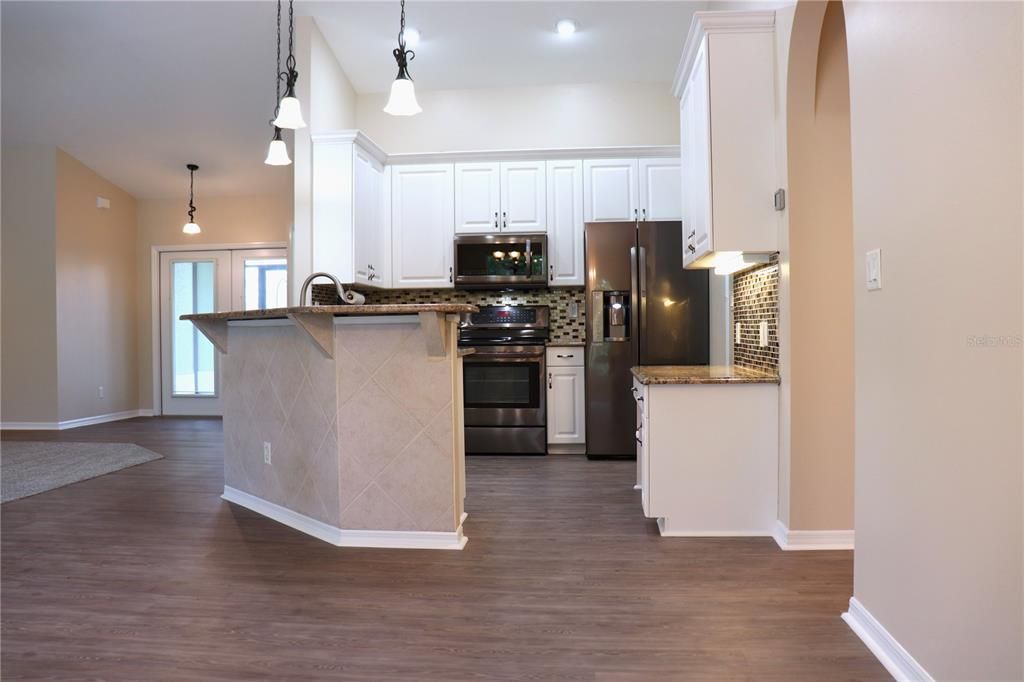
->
[182,304,478,322]
[631,365,780,385]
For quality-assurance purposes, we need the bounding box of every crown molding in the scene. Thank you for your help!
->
[672,10,776,97]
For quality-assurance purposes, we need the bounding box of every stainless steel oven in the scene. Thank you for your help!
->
[454,234,547,289]
[459,306,549,455]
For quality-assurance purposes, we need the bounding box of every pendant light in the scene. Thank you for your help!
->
[264,0,292,166]
[272,0,306,130]
[182,164,201,235]
[383,0,422,116]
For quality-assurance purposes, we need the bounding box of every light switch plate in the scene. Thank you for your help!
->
[759,321,768,347]
[735,322,742,344]
[866,249,882,290]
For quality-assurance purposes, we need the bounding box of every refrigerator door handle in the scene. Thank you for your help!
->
[630,246,641,358]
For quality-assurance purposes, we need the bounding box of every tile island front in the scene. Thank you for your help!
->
[183,304,476,550]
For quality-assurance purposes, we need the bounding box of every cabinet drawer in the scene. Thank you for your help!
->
[546,346,584,367]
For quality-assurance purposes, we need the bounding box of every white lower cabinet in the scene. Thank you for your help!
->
[633,377,778,536]
[546,346,585,452]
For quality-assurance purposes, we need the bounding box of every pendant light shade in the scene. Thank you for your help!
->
[384,77,422,116]
[385,0,422,117]
[182,163,201,235]
[264,128,292,165]
[272,93,306,130]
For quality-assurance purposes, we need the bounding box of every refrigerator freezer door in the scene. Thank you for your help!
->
[637,221,710,365]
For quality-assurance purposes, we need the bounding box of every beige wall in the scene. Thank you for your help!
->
[785,1,854,530]
[845,1,1022,679]
[55,149,138,422]
[355,82,680,154]
[292,17,358,305]
[1,145,59,423]
[136,190,292,411]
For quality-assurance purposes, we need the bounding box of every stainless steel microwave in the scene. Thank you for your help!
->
[453,234,547,289]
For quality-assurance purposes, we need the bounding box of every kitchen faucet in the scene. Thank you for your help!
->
[299,272,366,306]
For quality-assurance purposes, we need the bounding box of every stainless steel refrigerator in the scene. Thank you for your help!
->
[585,221,710,459]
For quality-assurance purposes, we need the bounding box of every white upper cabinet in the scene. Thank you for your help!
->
[352,145,390,287]
[583,159,639,222]
[391,164,455,288]
[454,162,500,234]
[638,158,682,222]
[455,161,546,234]
[675,11,778,268]
[546,160,584,286]
[500,161,547,233]
[310,131,390,288]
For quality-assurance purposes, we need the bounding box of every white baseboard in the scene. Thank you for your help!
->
[223,486,468,550]
[843,597,933,681]
[2,409,152,431]
[772,520,854,550]
[657,517,773,537]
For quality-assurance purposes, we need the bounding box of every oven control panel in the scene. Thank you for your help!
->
[469,307,538,326]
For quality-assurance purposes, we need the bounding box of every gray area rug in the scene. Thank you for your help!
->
[1,441,164,503]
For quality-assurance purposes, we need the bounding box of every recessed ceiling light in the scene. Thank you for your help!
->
[404,26,420,48]
[556,19,576,37]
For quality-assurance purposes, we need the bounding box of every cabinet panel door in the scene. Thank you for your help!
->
[545,160,584,286]
[353,147,389,288]
[583,159,639,222]
[392,164,455,288]
[681,37,712,267]
[500,161,546,233]
[547,366,586,445]
[454,162,500,234]
[639,158,682,221]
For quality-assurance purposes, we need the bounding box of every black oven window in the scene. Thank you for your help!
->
[464,363,539,408]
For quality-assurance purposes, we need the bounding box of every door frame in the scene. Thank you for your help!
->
[150,241,287,416]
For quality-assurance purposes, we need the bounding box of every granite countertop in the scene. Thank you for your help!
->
[182,304,478,322]
[631,365,780,385]
[546,340,586,347]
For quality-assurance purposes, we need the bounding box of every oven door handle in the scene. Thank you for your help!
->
[465,352,544,361]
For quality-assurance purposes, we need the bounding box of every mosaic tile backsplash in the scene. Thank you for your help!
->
[731,254,780,373]
[313,285,587,343]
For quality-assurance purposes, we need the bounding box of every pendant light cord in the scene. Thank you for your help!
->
[393,0,415,76]
[271,0,282,126]
[279,0,297,93]
[187,166,197,223]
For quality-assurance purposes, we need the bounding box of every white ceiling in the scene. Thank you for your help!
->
[2,1,704,199]
[310,1,706,94]
[2,1,289,199]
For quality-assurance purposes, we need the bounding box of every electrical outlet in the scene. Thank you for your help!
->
[263,442,272,465]
[734,322,742,344]
[759,321,768,347]
[97,386,104,398]
[567,301,579,319]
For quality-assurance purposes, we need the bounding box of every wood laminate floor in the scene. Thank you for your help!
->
[1,418,886,681]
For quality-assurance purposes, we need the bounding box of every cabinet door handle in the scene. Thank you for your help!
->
[502,211,508,229]
[548,372,553,389]
[633,208,638,221]
[494,211,499,228]
[688,230,696,239]
[549,264,554,282]
[449,266,453,283]
[556,354,575,359]
[687,244,696,254]
[642,208,647,221]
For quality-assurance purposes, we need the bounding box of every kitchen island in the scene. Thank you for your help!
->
[183,304,476,550]
[631,365,779,537]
